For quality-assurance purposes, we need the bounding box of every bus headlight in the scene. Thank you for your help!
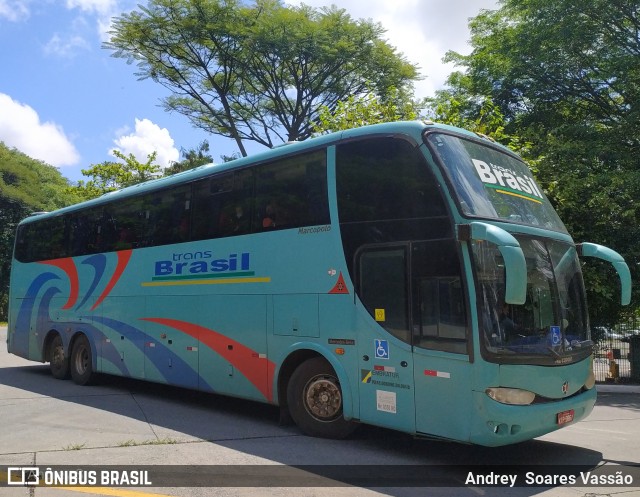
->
[486,387,536,405]
[585,356,596,390]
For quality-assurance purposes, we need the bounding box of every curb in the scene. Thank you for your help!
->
[596,384,640,394]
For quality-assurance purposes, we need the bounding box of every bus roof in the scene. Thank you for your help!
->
[19,120,502,225]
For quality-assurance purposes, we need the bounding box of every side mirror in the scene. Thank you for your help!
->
[577,242,631,305]
[458,222,527,305]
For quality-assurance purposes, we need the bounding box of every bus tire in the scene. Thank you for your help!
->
[287,357,357,439]
[70,335,95,386]
[49,334,70,380]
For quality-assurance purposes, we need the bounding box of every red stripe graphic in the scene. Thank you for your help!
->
[91,249,132,310]
[141,317,275,402]
[39,258,79,309]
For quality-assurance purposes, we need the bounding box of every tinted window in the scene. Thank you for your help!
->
[337,137,446,223]
[15,149,330,262]
[255,151,329,231]
[69,209,101,256]
[336,137,467,353]
[336,137,452,276]
[412,240,468,354]
[144,185,192,246]
[15,215,66,262]
[358,246,409,343]
[191,170,253,241]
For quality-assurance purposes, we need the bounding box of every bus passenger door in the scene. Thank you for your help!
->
[411,240,472,441]
[356,244,416,434]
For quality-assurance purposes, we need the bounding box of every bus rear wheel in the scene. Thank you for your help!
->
[70,335,95,386]
[49,334,69,380]
[287,357,356,439]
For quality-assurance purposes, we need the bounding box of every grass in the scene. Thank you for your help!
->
[117,437,179,447]
[63,442,87,451]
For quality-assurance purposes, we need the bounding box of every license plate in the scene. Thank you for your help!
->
[557,409,574,425]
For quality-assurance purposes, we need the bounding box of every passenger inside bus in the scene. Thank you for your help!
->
[262,202,276,228]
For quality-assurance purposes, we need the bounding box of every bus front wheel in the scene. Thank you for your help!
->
[49,334,70,380]
[70,335,95,386]
[287,357,356,439]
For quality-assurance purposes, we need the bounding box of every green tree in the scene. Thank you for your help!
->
[164,140,213,176]
[313,88,421,134]
[435,0,640,324]
[0,143,79,321]
[425,76,541,173]
[105,0,419,156]
[72,150,162,200]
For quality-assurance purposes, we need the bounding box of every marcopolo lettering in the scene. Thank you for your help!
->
[155,252,250,276]
[471,159,543,200]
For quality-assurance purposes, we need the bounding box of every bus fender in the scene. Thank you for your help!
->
[274,341,355,420]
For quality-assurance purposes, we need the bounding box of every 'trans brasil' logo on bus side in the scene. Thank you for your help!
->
[143,251,271,287]
[472,159,544,204]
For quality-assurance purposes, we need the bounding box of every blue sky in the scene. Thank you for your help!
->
[0,0,497,183]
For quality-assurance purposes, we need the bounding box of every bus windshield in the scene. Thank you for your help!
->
[473,235,592,364]
[425,132,568,233]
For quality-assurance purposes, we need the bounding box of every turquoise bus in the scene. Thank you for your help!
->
[7,121,631,446]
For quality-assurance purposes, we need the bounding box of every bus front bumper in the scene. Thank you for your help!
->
[468,387,596,447]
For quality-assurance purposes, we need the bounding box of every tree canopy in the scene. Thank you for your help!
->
[164,140,214,175]
[430,0,640,323]
[313,88,421,134]
[105,0,419,156]
[71,150,162,200]
[0,143,80,320]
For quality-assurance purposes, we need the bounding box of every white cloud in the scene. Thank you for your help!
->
[0,93,80,167]
[65,0,118,16]
[291,0,499,97]
[43,33,91,58]
[65,0,121,42]
[0,0,29,21]
[112,118,180,169]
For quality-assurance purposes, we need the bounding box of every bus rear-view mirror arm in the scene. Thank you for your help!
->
[576,242,632,305]
[457,222,527,305]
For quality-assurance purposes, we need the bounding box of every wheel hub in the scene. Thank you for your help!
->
[304,376,342,421]
[53,347,63,363]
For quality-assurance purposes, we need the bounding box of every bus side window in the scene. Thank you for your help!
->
[336,137,452,280]
[69,209,101,256]
[218,170,253,237]
[358,246,410,344]
[144,185,191,246]
[24,216,66,261]
[412,240,468,354]
[47,216,67,260]
[14,225,30,262]
[100,197,145,251]
[191,170,253,241]
[255,162,299,231]
[254,151,329,232]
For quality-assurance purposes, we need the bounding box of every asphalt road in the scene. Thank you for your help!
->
[1,325,639,497]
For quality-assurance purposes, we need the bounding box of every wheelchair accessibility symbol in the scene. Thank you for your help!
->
[375,339,389,360]
[550,325,561,346]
